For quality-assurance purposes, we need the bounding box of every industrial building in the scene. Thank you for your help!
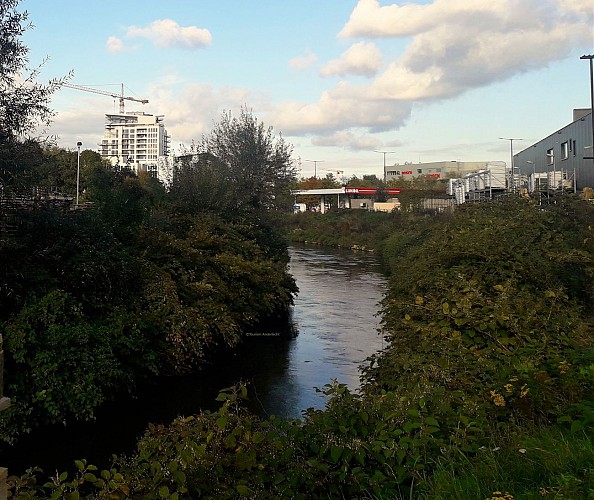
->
[385,161,493,182]
[514,109,593,190]
[99,112,172,184]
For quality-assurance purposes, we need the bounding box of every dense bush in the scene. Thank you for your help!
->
[364,198,594,426]
[135,211,297,374]
[286,208,400,250]
[0,166,297,442]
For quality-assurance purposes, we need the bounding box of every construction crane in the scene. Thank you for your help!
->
[60,82,148,113]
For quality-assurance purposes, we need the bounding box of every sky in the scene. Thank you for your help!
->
[20,0,594,179]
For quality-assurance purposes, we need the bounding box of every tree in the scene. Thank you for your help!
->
[169,149,237,214]
[346,174,384,188]
[0,0,63,187]
[195,107,297,213]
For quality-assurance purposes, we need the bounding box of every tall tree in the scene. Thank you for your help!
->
[169,149,237,214]
[0,0,63,187]
[196,107,297,213]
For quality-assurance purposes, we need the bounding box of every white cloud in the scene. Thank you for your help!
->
[267,84,414,136]
[145,78,256,148]
[289,51,318,70]
[557,0,594,14]
[339,0,544,39]
[269,0,592,137]
[385,138,405,148]
[106,36,124,54]
[49,73,262,153]
[126,19,212,49]
[311,131,383,151]
[48,104,108,149]
[337,0,592,102]
[320,42,382,77]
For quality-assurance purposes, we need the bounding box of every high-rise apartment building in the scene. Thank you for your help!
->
[99,112,172,184]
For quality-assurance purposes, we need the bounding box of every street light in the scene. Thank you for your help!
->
[546,151,555,195]
[76,141,82,206]
[580,55,594,162]
[526,160,535,193]
[499,137,523,191]
[305,159,324,178]
[374,150,396,182]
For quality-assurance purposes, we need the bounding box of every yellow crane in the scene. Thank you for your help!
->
[60,82,148,113]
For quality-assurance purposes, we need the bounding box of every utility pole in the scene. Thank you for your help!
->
[581,55,594,161]
[305,159,324,178]
[374,150,396,182]
[76,141,82,206]
[499,137,523,191]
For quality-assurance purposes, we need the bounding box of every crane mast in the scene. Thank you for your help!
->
[60,82,148,113]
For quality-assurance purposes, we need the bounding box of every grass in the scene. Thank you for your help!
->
[416,426,594,499]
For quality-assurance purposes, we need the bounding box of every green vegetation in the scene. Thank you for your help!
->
[1,167,297,442]
[4,1,594,497]
[286,209,399,250]
[8,197,594,499]
[1,0,298,443]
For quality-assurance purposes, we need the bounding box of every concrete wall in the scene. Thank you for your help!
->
[373,201,400,212]
[350,198,373,209]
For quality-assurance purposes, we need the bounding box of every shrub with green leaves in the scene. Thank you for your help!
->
[1,171,297,443]
[363,197,594,447]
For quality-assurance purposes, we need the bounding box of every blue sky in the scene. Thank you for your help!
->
[22,0,594,178]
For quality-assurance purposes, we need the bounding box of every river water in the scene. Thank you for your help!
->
[4,245,387,474]
[251,244,386,417]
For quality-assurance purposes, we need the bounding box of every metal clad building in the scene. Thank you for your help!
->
[514,109,593,189]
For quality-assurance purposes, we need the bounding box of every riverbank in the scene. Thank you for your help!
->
[285,208,400,252]
[7,196,594,498]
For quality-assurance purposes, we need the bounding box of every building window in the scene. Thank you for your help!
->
[573,140,577,156]
[546,148,554,165]
[561,142,569,160]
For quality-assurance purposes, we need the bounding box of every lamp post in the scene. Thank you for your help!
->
[305,159,324,178]
[526,160,535,193]
[580,55,594,161]
[546,151,555,196]
[76,141,82,206]
[374,150,396,182]
[499,137,523,191]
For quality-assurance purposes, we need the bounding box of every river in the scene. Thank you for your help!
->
[4,244,387,475]
[250,244,386,417]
